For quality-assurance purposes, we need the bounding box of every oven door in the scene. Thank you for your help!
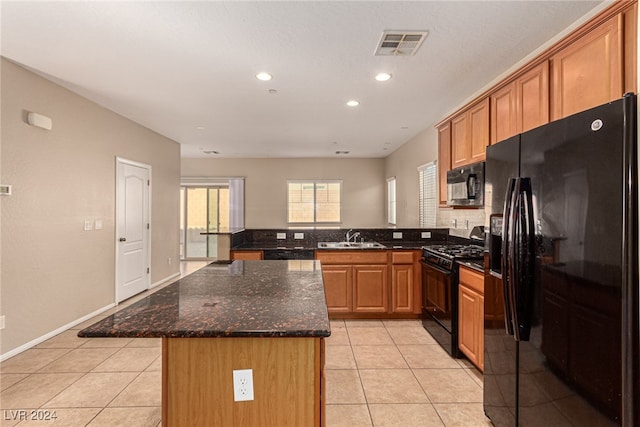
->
[421,260,453,332]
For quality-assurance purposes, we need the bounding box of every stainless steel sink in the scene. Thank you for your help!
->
[317,241,385,249]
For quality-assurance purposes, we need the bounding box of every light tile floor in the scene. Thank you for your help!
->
[1,262,493,426]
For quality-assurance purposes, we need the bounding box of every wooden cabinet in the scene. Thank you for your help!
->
[490,81,517,145]
[353,264,388,313]
[321,265,352,313]
[390,251,420,314]
[316,250,421,317]
[451,98,490,168]
[517,62,550,133]
[437,123,451,206]
[491,62,550,145]
[551,15,623,120]
[316,251,388,315]
[231,250,263,260]
[458,266,484,371]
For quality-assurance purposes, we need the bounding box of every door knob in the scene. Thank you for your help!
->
[119,237,126,242]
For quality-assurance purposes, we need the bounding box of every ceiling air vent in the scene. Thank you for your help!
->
[375,31,429,56]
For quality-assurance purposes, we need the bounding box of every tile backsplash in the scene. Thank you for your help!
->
[436,207,485,239]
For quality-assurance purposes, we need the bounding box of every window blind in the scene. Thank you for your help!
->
[418,162,437,228]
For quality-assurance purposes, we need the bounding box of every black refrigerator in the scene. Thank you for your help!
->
[484,93,639,426]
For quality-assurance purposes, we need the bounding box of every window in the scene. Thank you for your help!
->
[418,162,437,227]
[288,181,341,223]
[387,177,396,225]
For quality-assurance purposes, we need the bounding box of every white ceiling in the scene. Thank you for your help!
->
[1,1,604,158]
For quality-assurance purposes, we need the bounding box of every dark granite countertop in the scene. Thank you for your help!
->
[457,259,485,273]
[78,260,331,339]
[233,241,436,251]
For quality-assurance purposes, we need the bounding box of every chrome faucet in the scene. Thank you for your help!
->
[345,229,361,243]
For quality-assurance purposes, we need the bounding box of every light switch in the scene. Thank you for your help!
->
[95,219,103,230]
[84,220,93,231]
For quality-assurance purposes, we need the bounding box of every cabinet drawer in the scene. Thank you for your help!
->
[459,266,484,295]
[391,251,414,264]
[316,251,388,264]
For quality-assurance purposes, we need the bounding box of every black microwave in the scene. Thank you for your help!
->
[446,162,484,207]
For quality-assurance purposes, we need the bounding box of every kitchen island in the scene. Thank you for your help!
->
[78,260,330,427]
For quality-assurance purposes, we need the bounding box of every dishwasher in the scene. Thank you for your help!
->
[263,249,315,260]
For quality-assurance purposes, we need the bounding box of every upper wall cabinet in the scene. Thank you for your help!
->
[551,15,623,120]
[451,98,490,168]
[437,123,451,206]
[491,62,550,145]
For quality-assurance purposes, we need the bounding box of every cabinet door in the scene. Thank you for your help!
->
[469,98,490,163]
[491,82,517,145]
[450,112,469,168]
[437,122,451,206]
[391,264,414,313]
[458,284,482,369]
[517,61,549,133]
[353,265,388,313]
[551,15,622,120]
[322,265,352,313]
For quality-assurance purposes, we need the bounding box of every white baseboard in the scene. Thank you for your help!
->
[150,271,180,289]
[0,303,116,362]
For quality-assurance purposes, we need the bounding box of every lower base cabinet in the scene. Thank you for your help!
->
[321,265,352,313]
[458,266,484,371]
[316,250,421,317]
[353,265,389,313]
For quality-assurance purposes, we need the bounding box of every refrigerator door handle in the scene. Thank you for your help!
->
[501,178,516,336]
[508,178,521,341]
[513,177,535,342]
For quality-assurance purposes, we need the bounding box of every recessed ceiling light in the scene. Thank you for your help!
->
[375,73,392,82]
[268,89,278,94]
[256,72,272,81]
[202,150,220,155]
[346,100,360,107]
[196,126,205,130]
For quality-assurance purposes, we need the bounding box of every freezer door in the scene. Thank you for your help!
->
[518,97,628,425]
[483,136,519,425]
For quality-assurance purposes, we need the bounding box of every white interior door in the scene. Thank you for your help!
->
[116,158,151,303]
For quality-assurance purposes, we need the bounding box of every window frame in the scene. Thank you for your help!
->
[287,180,343,225]
[387,176,397,226]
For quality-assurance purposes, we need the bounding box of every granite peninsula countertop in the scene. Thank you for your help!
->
[78,260,331,339]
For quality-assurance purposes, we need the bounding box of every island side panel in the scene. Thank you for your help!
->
[163,336,323,426]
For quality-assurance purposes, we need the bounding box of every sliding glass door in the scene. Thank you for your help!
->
[180,186,229,260]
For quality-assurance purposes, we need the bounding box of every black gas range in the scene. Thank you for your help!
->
[421,244,485,270]
[421,237,485,358]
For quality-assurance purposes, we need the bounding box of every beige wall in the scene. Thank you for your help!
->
[384,127,438,228]
[0,59,181,355]
[181,158,386,228]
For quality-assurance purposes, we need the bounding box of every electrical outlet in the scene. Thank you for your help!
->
[94,219,103,230]
[233,369,254,402]
[294,232,304,239]
[421,231,432,239]
[451,219,457,228]
[393,232,402,239]
[167,257,172,265]
[0,315,5,330]
[276,232,286,239]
